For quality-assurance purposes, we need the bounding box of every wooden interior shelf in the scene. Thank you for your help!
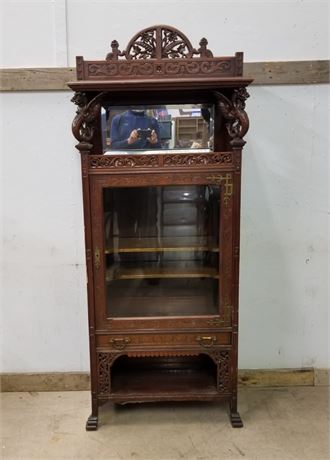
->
[106,278,218,317]
[105,236,219,254]
[106,263,219,281]
[111,368,219,401]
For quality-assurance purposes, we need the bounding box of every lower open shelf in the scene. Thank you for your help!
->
[108,355,226,403]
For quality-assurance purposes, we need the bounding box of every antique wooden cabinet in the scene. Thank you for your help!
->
[69,25,252,430]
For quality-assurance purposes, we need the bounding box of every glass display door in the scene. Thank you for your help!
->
[101,184,220,318]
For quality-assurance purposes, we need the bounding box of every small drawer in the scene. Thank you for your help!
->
[96,332,231,350]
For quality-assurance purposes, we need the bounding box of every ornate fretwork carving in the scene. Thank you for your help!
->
[209,351,231,393]
[107,25,212,61]
[97,352,117,396]
[206,173,233,206]
[128,29,158,59]
[74,25,247,81]
[163,152,232,167]
[215,88,250,147]
[89,155,159,169]
[71,92,104,150]
[161,28,195,59]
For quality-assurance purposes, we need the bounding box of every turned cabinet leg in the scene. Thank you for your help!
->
[86,396,99,431]
[229,398,243,428]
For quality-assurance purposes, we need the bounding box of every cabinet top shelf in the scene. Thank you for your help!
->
[105,237,219,254]
[107,263,219,281]
[68,77,253,93]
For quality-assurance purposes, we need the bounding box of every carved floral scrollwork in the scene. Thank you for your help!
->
[161,28,193,59]
[89,155,159,169]
[163,153,232,167]
[71,91,104,150]
[215,88,250,147]
[88,153,233,170]
[130,30,158,59]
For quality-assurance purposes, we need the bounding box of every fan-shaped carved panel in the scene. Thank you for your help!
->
[125,26,196,60]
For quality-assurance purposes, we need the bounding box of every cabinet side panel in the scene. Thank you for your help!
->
[81,153,98,410]
[231,149,242,408]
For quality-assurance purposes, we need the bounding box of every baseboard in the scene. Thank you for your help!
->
[238,368,315,387]
[0,372,91,392]
[1,368,328,392]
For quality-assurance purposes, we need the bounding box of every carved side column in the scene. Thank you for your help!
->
[71,91,104,152]
[214,88,250,147]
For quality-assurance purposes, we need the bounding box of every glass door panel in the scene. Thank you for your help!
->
[104,185,220,317]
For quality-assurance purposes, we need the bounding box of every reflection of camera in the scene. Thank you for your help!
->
[137,128,152,139]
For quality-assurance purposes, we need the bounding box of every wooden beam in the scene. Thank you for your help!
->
[0,67,75,91]
[1,368,325,392]
[247,60,330,85]
[0,60,329,91]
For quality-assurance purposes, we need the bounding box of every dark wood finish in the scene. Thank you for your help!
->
[70,25,252,430]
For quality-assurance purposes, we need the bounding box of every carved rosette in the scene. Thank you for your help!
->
[215,88,250,147]
[71,92,104,151]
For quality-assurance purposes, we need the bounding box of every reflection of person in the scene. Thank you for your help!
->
[110,109,161,150]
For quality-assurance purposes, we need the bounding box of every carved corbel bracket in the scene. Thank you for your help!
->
[71,91,104,151]
[97,352,119,396]
[214,88,250,148]
[208,350,231,393]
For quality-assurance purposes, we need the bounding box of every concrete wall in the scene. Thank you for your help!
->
[1,0,329,372]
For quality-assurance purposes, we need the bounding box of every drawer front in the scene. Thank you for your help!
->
[96,332,231,351]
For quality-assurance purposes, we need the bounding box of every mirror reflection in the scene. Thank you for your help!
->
[101,104,214,153]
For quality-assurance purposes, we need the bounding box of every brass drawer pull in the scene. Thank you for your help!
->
[109,337,131,350]
[196,336,217,348]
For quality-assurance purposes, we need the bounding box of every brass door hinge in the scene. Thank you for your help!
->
[94,248,101,270]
